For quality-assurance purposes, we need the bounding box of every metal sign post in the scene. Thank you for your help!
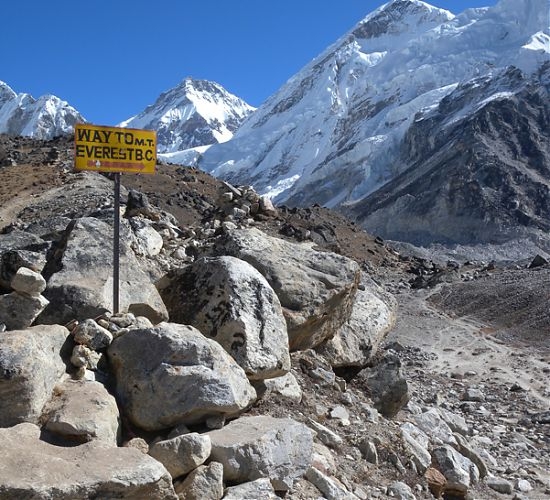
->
[74,123,157,315]
[113,172,121,314]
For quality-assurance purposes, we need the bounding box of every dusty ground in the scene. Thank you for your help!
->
[1,133,549,499]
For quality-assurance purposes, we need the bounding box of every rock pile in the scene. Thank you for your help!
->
[1,162,549,499]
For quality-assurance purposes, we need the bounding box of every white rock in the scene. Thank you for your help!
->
[207,415,313,491]
[10,267,46,296]
[43,380,120,445]
[73,318,113,350]
[305,467,358,500]
[223,478,278,499]
[160,256,290,380]
[308,419,344,448]
[0,423,177,499]
[174,461,224,500]
[0,324,69,426]
[432,445,480,496]
[148,433,211,479]
[211,228,360,351]
[318,281,396,368]
[108,322,256,431]
[0,291,49,330]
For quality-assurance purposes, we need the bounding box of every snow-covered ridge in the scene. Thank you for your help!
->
[0,81,84,139]
[197,0,550,208]
[120,78,255,154]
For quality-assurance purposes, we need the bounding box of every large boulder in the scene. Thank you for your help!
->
[160,256,290,380]
[0,423,177,499]
[207,415,314,491]
[148,433,212,479]
[0,230,49,290]
[108,322,256,431]
[432,445,480,497]
[0,324,69,426]
[0,291,49,330]
[210,228,360,351]
[174,462,224,500]
[43,379,120,445]
[359,352,409,418]
[39,217,168,325]
[317,278,396,367]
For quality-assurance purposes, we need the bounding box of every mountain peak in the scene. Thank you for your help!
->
[0,81,83,139]
[352,0,454,40]
[120,78,255,153]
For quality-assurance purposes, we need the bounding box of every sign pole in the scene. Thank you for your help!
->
[113,172,120,314]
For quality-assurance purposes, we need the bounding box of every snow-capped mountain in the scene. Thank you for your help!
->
[0,81,84,139]
[350,62,550,248]
[120,78,255,154]
[198,0,549,215]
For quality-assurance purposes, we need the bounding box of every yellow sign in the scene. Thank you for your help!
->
[74,123,157,174]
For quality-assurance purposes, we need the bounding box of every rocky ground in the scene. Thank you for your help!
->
[0,134,549,499]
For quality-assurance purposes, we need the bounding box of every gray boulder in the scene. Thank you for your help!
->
[160,256,290,380]
[432,444,480,497]
[223,478,278,499]
[148,432,212,479]
[39,217,168,325]
[174,462,224,500]
[210,228,360,351]
[0,324,69,426]
[10,267,46,296]
[43,379,120,445]
[361,352,409,418]
[0,422,177,499]
[0,230,49,289]
[317,279,396,368]
[207,415,314,491]
[73,318,113,350]
[0,291,49,330]
[108,322,256,431]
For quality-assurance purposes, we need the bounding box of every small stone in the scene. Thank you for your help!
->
[387,481,416,500]
[10,267,46,296]
[425,467,446,498]
[359,440,378,465]
[123,437,149,454]
[487,476,513,494]
[73,319,113,350]
[206,415,225,430]
[308,419,343,448]
[516,479,533,492]
[329,405,350,424]
[462,387,485,402]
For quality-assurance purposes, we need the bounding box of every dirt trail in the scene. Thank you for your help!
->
[387,288,550,408]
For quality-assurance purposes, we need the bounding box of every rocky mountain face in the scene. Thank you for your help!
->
[0,81,84,140]
[119,78,255,156]
[349,63,550,247]
[0,136,549,499]
[197,0,549,252]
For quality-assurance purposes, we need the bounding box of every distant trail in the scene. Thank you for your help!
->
[387,288,550,407]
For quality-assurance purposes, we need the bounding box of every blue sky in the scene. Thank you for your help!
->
[1,0,498,125]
